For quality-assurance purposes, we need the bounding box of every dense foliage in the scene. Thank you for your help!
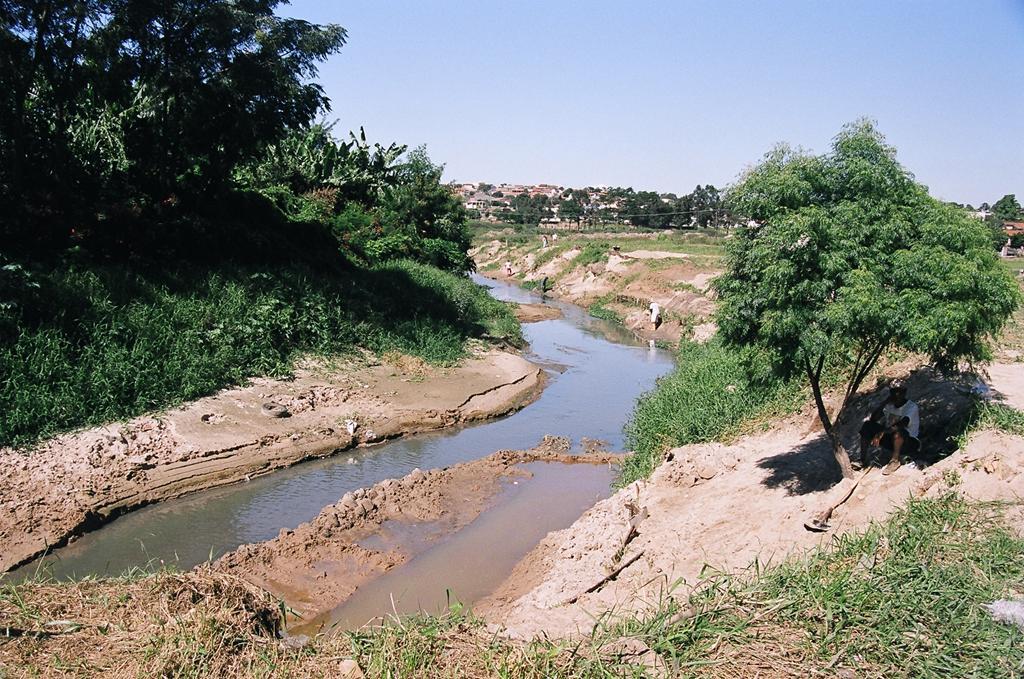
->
[1,1,471,271]
[716,120,1020,476]
[1,0,345,251]
[0,3,500,447]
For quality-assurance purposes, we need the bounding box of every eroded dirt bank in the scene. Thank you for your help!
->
[214,437,619,622]
[471,234,722,345]
[0,349,544,573]
[479,370,1024,640]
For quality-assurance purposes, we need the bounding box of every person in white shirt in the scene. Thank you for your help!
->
[649,301,661,329]
[858,380,920,475]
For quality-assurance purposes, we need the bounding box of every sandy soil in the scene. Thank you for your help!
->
[479,368,1024,640]
[214,437,620,621]
[0,349,544,573]
[512,302,563,323]
[987,361,1024,410]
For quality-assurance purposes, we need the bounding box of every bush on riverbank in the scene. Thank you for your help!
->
[0,259,520,449]
[621,340,804,484]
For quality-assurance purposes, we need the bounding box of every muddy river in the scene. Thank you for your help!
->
[20,276,675,604]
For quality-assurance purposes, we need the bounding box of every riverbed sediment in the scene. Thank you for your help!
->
[0,348,544,573]
[214,436,619,624]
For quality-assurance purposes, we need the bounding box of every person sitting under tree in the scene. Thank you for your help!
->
[857,380,920,475]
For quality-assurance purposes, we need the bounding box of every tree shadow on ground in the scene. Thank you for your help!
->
[757,434,842,496]
[756,367,981,496]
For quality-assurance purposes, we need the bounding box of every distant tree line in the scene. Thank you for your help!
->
[945,194,1024,250]
[495,184,730,229]
[987,194,1024,249]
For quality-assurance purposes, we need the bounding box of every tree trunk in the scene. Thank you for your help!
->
[807,357,855,480]
[829,430,855,480]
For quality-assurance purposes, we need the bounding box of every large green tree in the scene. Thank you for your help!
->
[716,121,1020,478]
[1,0,346,250]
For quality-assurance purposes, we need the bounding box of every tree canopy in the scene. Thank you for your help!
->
[715,120,1020,477]
[0,3,472,273]
[1,1,348,250]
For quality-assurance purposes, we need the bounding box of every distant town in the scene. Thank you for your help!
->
[449,181,733,229]
[455,182,1024,259]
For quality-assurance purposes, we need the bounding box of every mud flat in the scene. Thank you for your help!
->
[512,302,563,323]
[0,349,544,573]
[214,437,619,624]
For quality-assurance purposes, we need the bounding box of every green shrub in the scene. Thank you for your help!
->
[573,241,608,268]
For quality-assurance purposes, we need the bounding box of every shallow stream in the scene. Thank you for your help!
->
[21,276,674,591]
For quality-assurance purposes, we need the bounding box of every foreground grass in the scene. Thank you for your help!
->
[622,340,805,484]
[0,259,521,448]
[616,491,1024,677]
[4,493,1020,677]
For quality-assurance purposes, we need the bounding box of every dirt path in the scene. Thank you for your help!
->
[0,349,544,573]
[214,437,619,622]
[987,361,1024,410]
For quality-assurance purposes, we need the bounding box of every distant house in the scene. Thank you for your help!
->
[1004,221,1024,236]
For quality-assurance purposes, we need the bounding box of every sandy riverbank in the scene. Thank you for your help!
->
[470,234,722,345]
[214,437,619,623]
[478,367,1024,640]
[0,349,544,573]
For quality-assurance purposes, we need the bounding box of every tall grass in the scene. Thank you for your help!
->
[0,259,521,448]
[621,340,804,484]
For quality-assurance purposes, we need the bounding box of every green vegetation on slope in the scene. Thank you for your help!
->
[622,340,805,485]
[0,259,520,449]
[1,2,508,449]
[622,492,1024,676]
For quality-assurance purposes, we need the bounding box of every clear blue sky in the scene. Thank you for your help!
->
[287,0,1023,205]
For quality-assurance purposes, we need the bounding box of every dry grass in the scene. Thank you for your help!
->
[0,568,359,678]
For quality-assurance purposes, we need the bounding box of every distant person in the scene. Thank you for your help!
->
[542,235,548,248]
[858,380,920,475]
[552,233,559,242]
[649,301,661,329]
[541,276,549,294]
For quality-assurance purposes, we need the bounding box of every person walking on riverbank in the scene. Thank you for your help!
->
[649,301,661,329]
